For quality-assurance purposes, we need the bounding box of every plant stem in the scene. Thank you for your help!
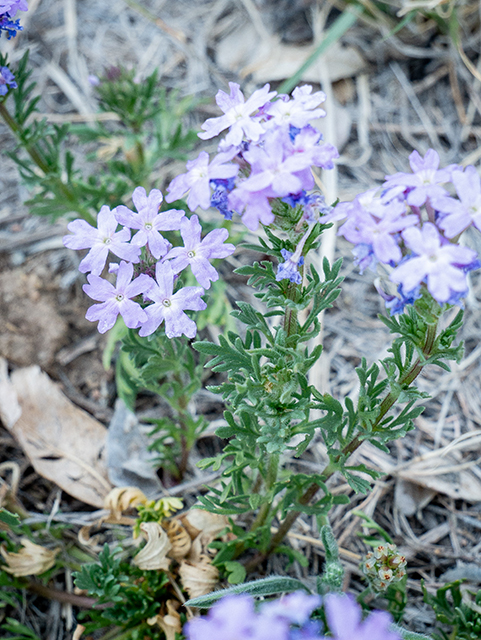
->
[249,453,279,534]
[26,580,100,608]
[0,101,96,224]
[244,321,439,571]
[283,282,299,336]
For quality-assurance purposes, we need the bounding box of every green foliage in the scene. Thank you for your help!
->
[118,327,208,480]
[0,619,42,640]
[392,626,433,640]
[192,212,464,561]
[185,575,310,608]
[73,544,170,636]
[0,54,198,222]
[0,508,21,529]
[423,580,481,640]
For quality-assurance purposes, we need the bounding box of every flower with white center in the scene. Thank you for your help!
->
[165,214,235,289]
[138,262,206,338]
[63,205,141,275]
[390,222,479,303]
[115,187,184,259]
[83,261,152,333]
[198,82,276,146]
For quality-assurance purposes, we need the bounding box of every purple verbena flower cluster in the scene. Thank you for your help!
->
[165,82,339,234]
[332,149,481,311]
[63,186,235,337]
[184,591,401,640]
[0,0,27,38]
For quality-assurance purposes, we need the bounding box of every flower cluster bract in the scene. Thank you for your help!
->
[0,0,27,38]
[184,592,401,640]
[331,149,481,311]
[63,186,235,337]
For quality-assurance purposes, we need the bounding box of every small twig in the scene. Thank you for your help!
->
[26,580,101,608]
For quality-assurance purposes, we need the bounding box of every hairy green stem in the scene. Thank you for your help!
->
[248,453,279,534]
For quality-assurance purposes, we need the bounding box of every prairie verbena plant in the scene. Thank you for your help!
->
[2,17,481,636]
[62,80,480,564]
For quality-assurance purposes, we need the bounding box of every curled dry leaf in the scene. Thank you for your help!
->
[180,509,229,548]
[104,486,148,520]
[0,357,21,429]
[72,624,85,640]
[147,599,182,640]
[164,519,191,560]
[78,525,103,553]
[1,537,60,576]
[133,522,172,571]
[178,554,219,598]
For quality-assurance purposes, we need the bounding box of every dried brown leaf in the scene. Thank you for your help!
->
[178,554,219,599]
[147,599,182,640]
[216,24,365,83]
[1,538,60,576]
[5,366,112,508]
[72,625,85,640]
[104,486,148,520]
[164,518,191,560]
[0,358,21,429]
[133,522,172,571]
[180,509,229,547]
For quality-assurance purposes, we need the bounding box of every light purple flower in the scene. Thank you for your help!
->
[164,214,235,289]
[184,595,288,640]
[0,0,28,16]
[165,151,238,212]
[263,592,321,625]
[390,222,479,303]
[0,65,17,95]
[198,82,276,146]
[337,191,416,265]
[114,187,184,259]
[138,261,206,338]
[264,85,327,129]
[432,165,481,238]
[383,149,452,207]
[83,261,151,334]
[291,126,339,170]
[323,593,401,640]
[242,128,313,196]
[228,186,275,231]
[63,205,141,275]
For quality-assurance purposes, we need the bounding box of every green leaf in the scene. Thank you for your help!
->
[391,625,433,640]
[224,561,247,585]
[1,619,42,640]
[185,575,311,607]
[0,508,21,528]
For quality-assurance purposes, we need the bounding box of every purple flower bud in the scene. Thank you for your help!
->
[0,65,17,94]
